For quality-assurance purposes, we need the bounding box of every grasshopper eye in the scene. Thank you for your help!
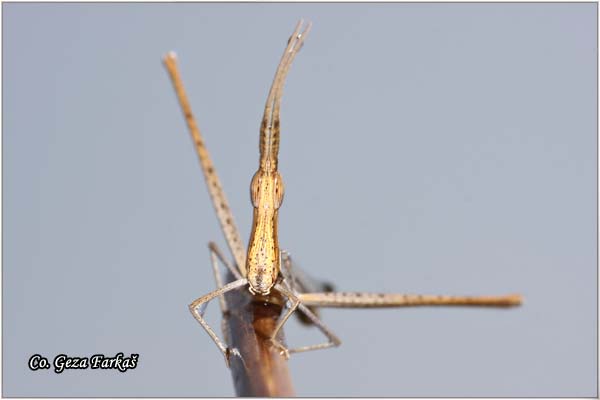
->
[250,172,261,207]
[273,173,285,209]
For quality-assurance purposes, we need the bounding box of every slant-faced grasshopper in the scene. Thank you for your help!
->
[163,20,522,364]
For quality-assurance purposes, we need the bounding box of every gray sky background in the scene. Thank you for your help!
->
[3,3,597,397]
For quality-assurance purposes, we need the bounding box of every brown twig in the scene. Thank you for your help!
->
[222,272,295,396]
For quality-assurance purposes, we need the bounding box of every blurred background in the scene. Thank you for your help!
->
[3,3,597,397]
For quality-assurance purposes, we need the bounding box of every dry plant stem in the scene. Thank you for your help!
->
[222,271,295,397]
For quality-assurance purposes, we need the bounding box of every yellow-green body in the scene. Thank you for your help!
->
[246,166,285,294]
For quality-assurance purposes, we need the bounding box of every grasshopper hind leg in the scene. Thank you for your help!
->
[269,281,342,358]
[188,243,247,366]
[280,250,335,326]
